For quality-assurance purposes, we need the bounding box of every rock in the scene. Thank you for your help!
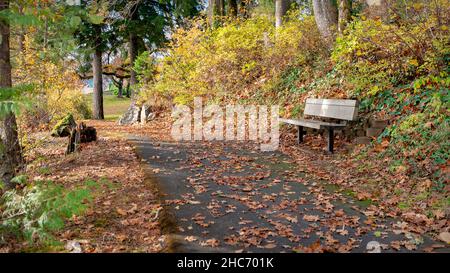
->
[65,240,82,253]
[342,128,352,138]
[355,136,372,145]
[119,102,141,125]
[366,127,384,137]
[438,232,450,244]
[146,112,156,121]
[356,129,366,137]
[370,119,389,129]
[119,103,156,125]
[140,105,152,124]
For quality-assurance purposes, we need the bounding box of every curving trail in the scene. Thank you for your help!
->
[130,137,448,253]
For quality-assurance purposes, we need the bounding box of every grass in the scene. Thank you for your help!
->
[84,92,131,121]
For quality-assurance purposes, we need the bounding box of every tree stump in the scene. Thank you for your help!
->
[51,114,77,137]
[66,123,97,155]
[51,114,97,155]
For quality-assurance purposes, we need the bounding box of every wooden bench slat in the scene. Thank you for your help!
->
[305,98,358,107]
[279,118,346,129]
[304,98,358,121]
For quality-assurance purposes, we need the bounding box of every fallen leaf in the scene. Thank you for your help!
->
[438,232,450,244]
[116,208,127,216]
[116,234,128,242]
[201,239,220,247]
[390,241,402,251]
[263,243,277,249]
[335,209,345,217]
[185,236,197,242]
[303,215,319,222]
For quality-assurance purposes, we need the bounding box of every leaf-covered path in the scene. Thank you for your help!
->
[130,138,448,253]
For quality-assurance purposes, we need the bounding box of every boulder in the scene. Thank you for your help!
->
[366,127,384,137]
[355,136,372,145]
[118,102,141,125]
[146,112,156,122]
[370,119,389,129]
[140,105,152,124]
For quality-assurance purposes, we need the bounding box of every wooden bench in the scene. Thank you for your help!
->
[280,98,359,153]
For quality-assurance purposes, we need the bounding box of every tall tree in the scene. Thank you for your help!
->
[120,0,199,96]
[75,0,115,120]
[312,0,338,45]
[208,0,224,25]
[92,24,104,119]
[275,0,291,28]
[128,2,139,96]
[0,0,22,190]
[215,0,225,16]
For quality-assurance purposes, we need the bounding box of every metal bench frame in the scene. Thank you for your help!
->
[280,98,359,153]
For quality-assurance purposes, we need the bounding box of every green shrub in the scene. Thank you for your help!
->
[1,180,92,245]
[332,10,449,98]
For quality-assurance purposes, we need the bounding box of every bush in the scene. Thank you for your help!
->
[139,12,325,106]
[14,35,92,125]
[47,88,92,121]
[332,3,449,98]
[1,180,92,245]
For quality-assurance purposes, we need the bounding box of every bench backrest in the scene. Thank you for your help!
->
[304,98,359,121]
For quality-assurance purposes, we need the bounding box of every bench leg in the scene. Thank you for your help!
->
[327,128,334,153]
[297,126,304,144]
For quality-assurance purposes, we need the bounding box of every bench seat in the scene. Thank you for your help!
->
[280,98,359,153]
[279,118,347,130]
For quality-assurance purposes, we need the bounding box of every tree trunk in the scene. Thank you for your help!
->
[129,33,138,97]
[18,5,25,54]
[312,0,338,45]
[228,0,238,17]
[92,45,104,120]
[216,0,225,16]
[0,0,22,190]
[208,0,225,26]
[275,0,291,28]
[365,0,388,21]
[0,0,11,88]
[208,0,214,25]
[112,76,123,98]
[117,79,123,98]
[128,2,139,97]
[338,0,351,34]
[0,114,22,190]
[125,79,131,98]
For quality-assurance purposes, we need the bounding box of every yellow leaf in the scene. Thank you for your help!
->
[409,59,419,66]
[413,3,423,10]
[368,85,380,96]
